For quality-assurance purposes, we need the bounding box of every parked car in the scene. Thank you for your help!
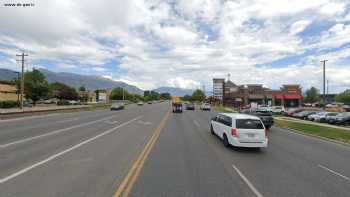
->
[185,103,195,110]
[110,103,125,110]
[284,108,303,117]
[312,112,338,122]
[68,100,80,105]
[258,105,273,112]
[272,106,285,114]
[200,103,211,111]
[241,108,274,129]
[332,112,350,126]
[147,101,153,104]
[307,112,323,121]
[210,113,268,148]
[320,112,339,123]
[343,105,350,112]
[294,111,317,120]
[137,101,144,106]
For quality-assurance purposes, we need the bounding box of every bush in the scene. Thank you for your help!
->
[0,100,18,108]
[57,100,70,106]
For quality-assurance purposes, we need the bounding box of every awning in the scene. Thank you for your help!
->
[284,94,302,99]
[275,95,283,99]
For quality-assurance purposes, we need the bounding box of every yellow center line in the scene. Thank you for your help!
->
[114,110,170,197]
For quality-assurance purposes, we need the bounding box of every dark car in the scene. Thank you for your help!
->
[110,103,125,110]
[294,111,317,120]
[186,103,195,110]
[241,108,274,129]
[333,112,350,126]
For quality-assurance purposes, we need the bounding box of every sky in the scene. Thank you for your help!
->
[0,0,349,93]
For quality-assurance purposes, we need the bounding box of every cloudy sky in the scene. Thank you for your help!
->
[0,0,350,93]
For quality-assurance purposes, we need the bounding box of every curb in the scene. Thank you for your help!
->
[275,126,350,148]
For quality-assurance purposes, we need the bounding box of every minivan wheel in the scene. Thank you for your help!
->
[223,134,230,147]
[210,125,215,135]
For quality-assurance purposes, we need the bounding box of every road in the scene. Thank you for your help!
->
[0,103,349,197]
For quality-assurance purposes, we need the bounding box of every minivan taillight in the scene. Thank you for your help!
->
[264,128,268,137]
[231,128,237,136]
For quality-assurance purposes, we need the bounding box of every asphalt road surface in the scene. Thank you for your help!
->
[0,103,349,197]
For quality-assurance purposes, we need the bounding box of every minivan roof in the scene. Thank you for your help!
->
[219,113,261,120]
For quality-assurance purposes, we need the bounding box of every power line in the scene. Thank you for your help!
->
[16,52,28,110]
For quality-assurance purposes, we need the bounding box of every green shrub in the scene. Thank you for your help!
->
[0,100,18,108]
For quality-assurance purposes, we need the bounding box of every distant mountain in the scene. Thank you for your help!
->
[0,68,18,81]
[153,86,194,97]
[0,68,143,94]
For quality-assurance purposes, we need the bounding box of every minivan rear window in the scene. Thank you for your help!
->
[236,119,264,129]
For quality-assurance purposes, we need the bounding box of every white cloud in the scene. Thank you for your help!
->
[57,64,77,69]
[167,77,200,89]
[289,20,311,35]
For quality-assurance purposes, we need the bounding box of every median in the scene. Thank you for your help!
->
[211,106,236,113]
[274,119,350,144]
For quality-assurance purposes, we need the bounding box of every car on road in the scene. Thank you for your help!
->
[137,101,144,106]
[200,103,211,111]
[185,103,195,110]
[110,103,125,110]
[147,101,153,104]
[210,113,268,148]
[240,108,274,129]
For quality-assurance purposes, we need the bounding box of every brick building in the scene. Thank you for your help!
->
[213,79,302,108]
[0,80,18,102]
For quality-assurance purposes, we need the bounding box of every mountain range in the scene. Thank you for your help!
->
[0,68,195,96]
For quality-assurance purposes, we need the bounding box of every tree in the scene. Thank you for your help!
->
[110,87,131,100]
[335,89,350,103]
[182,94,191,101]
[304,87,320,103]
[49,82,78,100]
[191,89,205,102]
[160,92,171,100]
[24,69,49,105]
[78,85,86,92]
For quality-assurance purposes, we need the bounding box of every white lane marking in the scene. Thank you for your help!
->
[193,120,200,128]
[137,120,152,125]
[318,164,350,182]
[0,116,113,148]
[232,164,263,197]
[0,113,59,123]
[104,120,119,124]
[56,118,79,123]
[0,116,142,184]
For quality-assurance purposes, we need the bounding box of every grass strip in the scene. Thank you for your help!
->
[275,119,350,144]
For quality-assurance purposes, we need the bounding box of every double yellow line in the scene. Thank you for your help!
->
[114,110,170,197]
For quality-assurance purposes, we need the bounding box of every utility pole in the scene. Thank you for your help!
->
[14,71,20,107]
[327,80,329,95]
[320,60,328,109]
[122,88,125,101]
[16,52,28,110]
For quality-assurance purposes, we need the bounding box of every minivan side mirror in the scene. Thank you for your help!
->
[211,117,217,121]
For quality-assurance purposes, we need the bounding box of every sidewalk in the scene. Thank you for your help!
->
[0,105,91,114]
[275,116,350,131]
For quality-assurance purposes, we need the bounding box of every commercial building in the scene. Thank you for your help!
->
[0,80,18,102]
[213,78,302,108]
[213,78,225,102]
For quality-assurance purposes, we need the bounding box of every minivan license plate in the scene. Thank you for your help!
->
[247,133,255,138]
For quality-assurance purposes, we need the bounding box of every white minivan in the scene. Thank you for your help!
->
[210,113,268,148]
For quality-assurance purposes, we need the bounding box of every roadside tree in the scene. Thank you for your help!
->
[24,69,49,105]
[335,89,350,103]
[304,87,320,103]
[191,89,205,102]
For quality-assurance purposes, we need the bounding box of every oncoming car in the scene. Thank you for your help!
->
[210,113,268,148]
